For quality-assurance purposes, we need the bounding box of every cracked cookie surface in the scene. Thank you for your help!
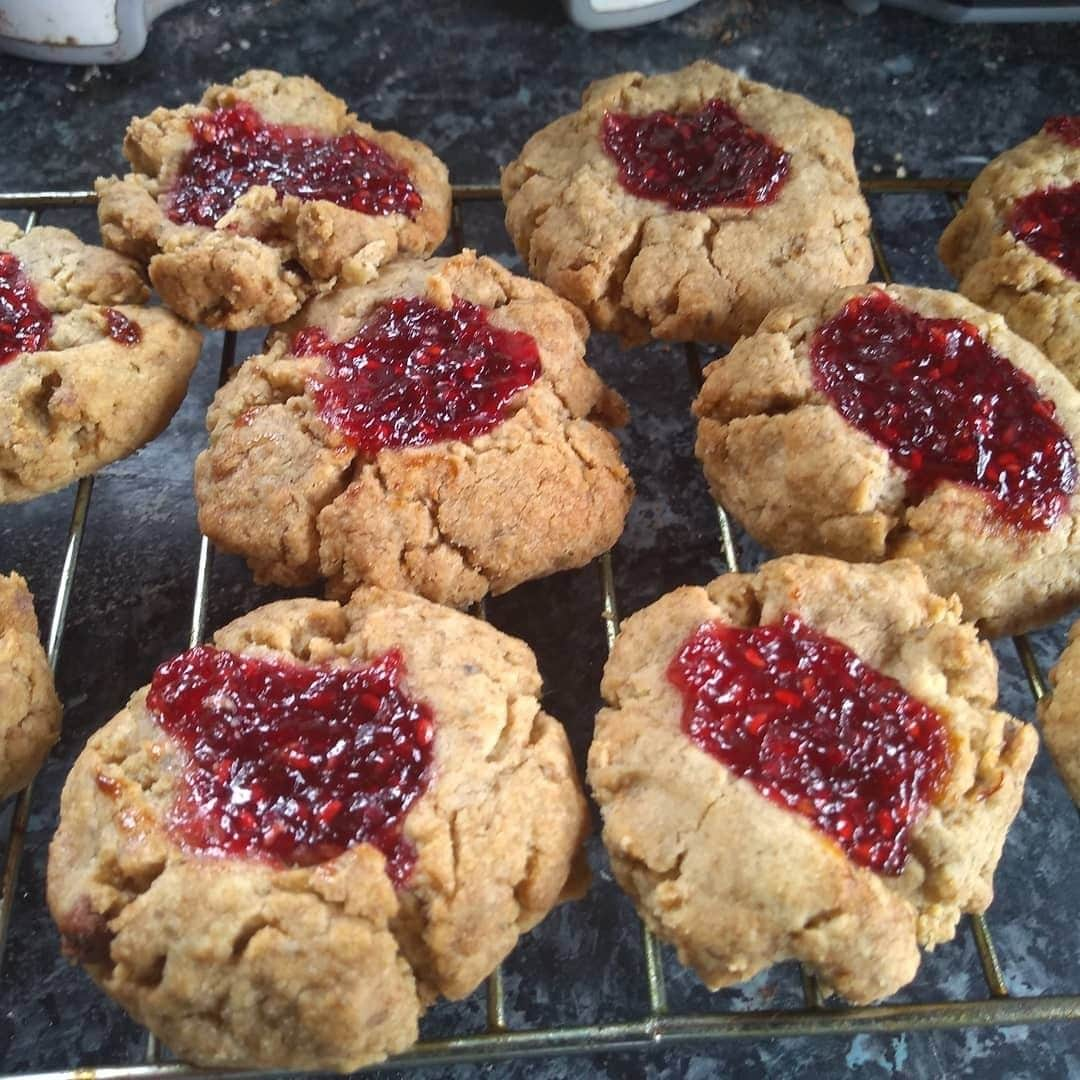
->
[194,250,634,606]
[1040,618,1080,806]
[0,222,202,502]
[940,120,1080,388]
[96,69,451,330]
[501,60,872,346]
[693,282,1080,637]
[588,555,1036,1004]
[47,590,589,1072]
[0,573,60,798]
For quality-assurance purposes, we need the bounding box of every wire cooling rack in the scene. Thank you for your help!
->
[0,179,1078,1080]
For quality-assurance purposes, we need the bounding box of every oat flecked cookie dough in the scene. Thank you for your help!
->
[48,590,589,1072]
[1039,619,1080,806]
[940,116,1080,387]
[0,222,202,502]
[589,555,1036,1004]
[97,69,452,329]
[502,60,872,346]
[195,250,634,606]
[693,283,1080,637]
[0,573,61,798]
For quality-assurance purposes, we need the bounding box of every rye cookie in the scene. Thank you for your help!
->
[589,555,1036,1003]
[0,221,202,502]
[1039,617,1080,806]
[940,116,1080,388]
[48,589,588,1072]
[97,69,451,329]
[195,250,634,606]
[0,573,61,798]
[693,283,1080,636]
[502,60,872,345]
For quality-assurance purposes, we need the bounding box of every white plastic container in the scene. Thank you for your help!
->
[844,0,1080,20]
[0,0,191,64]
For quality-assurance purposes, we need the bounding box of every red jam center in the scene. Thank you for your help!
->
[167,101,422,228]
[293,296,542,455]
[668,614,951,875]
[810,290,1077,530]
[601,97,790,211]
[0,251,51,365]
[146,645,434,884]
[105,308,142,346]
[1007,181,1080,283]
[1044,115,1080,147]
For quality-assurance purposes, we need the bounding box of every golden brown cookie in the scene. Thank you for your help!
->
[48,589,588,1072]
[97,69,452,330]
[194,250,634,606]
[501,60,872,346]
[0,221,202,502]
[0,573,61,798]
[940,116,1080,388]
[589,555,1036,1004]
[1039,618,1080,805]
[693,283,1080,637]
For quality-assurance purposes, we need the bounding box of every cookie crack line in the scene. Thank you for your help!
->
[373,457,490,581]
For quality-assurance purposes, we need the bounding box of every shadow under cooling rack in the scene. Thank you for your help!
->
[0,179,1077,1080]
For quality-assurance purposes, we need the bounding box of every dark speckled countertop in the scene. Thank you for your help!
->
[2,1,1080,1077]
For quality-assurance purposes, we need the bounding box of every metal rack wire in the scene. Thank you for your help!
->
[0,178,1077,1080]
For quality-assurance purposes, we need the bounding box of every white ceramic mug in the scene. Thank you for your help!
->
[0,0,191,64]
[563,0,703,29]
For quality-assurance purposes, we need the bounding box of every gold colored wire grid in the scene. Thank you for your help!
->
[0,178,1077,1080]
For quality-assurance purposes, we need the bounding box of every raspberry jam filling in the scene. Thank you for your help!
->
[147,645,434,884]
[810,290,1077,530]
[104,308,142,346]
[293,296,542,454]
[601,97,790,211]
[669,614,951,874]
[1007,181,1080,282]
[0,251,51,365]
[166,101,422,228]
[1044,115,1080,147]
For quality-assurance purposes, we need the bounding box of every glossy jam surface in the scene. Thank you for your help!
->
[0,251,51,365]
[167,102,422,228]
[293,296,542,455]
[1007,181,1080,283]
[668,614,951,874]
[105,308,142,346]
[1044,115,1080,147]
[147,645,434,883]
[601,97,790,211]
[810,290,1077,530]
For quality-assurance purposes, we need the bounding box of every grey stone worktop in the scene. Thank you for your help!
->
[1,1,1080,1077]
